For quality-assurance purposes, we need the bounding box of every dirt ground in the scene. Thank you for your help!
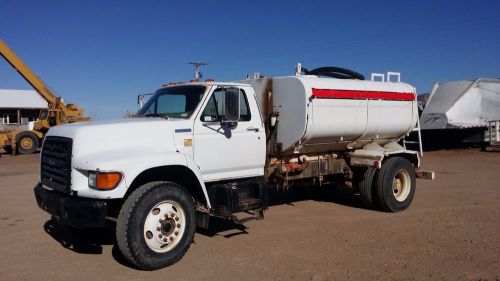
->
[0,149,498,281]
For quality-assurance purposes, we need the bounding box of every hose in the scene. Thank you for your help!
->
[302,66,365,80]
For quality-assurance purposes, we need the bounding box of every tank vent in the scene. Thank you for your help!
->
[371,72,401,82]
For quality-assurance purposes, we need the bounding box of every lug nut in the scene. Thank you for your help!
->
[163,238,168,242]
[169,237,174,241]
[176,223,181,228]
[170,213,175,217]
[156,227,161,231]
[175,217,179,221]
[164,213,168,218]
[158,234,162,238]
[174,231,179,235]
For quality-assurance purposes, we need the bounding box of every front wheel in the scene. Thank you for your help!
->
[375,157,416,212]
[116,181,196,270]
[16,132,39,154]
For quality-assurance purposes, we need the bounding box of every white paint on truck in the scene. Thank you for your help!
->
[35,67,433,270]
[247,75,417,152]
[192,85,266,182]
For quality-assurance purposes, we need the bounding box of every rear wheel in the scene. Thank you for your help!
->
[16,132,39,154]
[353,167,377,209]
[375,157,416,212]
[116,181,196,270]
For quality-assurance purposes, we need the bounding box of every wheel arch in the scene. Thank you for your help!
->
[384,151,419,168]
[351,141,420,169]
[126,165,211,210]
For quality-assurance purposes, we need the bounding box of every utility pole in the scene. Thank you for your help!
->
[188,61,207,81]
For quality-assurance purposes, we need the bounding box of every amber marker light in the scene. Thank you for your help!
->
[88,171,123,190]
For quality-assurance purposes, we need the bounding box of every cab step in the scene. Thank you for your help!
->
[208,179,268,220]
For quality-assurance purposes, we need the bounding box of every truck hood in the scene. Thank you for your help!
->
[46,118,193,158]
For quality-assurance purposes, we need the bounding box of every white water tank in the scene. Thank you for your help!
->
[248,75,418,153]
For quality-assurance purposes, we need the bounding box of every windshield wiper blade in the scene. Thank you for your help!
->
[143,113,171,120]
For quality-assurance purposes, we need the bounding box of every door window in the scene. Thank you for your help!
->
[200,88,251,122]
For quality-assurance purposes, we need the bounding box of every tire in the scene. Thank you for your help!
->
[16,132,39,154]
[116,181,196,270]
[352,167,377,209]
[375,157,416,212]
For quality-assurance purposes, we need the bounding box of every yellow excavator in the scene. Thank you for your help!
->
[0,39,90,154]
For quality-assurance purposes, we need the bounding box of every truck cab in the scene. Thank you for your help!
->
[137,83,267,182]
[35,82,269,269]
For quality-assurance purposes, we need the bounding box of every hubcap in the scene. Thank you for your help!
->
[392,169,411,202]
[20,137,33,149]
[143,200,186,253]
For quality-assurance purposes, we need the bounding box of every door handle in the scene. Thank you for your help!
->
[247,127,259,132]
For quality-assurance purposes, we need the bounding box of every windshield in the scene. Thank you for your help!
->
[137,85,206,118]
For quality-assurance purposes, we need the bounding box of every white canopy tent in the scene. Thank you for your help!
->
[420,78,500,130]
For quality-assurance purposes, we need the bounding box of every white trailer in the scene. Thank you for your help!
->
[420,78,500,129]
[418,78,500,148]
[34,65,433,270]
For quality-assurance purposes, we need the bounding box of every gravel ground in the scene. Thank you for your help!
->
[0,149,498,281]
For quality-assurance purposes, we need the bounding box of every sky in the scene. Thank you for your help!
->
[1,0,499,120]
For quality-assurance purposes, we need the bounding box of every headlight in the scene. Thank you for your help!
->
[88,171,123,190]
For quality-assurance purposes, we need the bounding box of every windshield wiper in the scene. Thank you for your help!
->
[143,113,169,119]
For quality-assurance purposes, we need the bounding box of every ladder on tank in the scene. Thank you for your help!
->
[371,72,424,157]
[403,117,424,156]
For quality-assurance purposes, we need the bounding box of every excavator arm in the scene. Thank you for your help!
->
[0,39,90,154]
[0,39,60,106]
[0,39,88,123]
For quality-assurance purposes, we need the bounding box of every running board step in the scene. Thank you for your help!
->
[208,180,268,219]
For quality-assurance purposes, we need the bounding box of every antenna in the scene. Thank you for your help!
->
[188,61,207,81]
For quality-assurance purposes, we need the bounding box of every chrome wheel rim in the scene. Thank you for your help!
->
[143,200,186,253]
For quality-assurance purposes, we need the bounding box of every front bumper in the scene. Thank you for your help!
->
[34,184,108,228]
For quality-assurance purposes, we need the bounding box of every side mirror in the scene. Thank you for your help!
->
[137,93,153,109]
[222,88,240,122]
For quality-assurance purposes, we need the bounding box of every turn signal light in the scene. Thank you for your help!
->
[89,171,122,190]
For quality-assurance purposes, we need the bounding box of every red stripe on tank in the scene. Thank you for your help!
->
[312,89,415,101]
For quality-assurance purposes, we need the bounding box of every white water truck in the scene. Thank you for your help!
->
[34,64,434,270]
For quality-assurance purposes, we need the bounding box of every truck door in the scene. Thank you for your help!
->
[193,86,266,181]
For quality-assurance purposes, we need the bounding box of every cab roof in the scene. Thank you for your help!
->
[160,81,251,88]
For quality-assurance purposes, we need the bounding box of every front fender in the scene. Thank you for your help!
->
[71,149,210,207]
